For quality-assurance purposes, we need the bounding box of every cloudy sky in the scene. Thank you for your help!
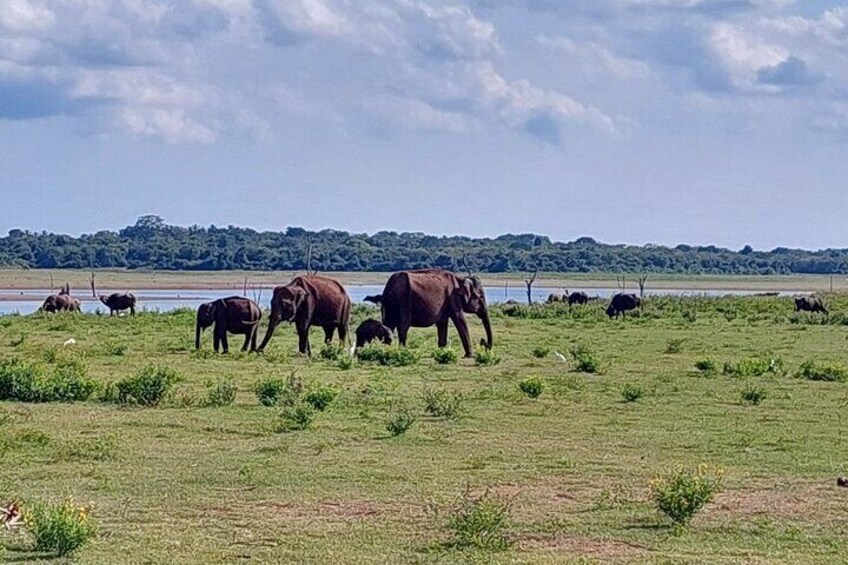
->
[0,0,846,249]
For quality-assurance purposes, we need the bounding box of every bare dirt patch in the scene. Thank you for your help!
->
[710,482,848,522]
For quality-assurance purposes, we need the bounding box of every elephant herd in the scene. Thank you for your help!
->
[196,269,493,358]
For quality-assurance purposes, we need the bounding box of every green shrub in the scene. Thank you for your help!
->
[385,404,416,436]
[740,384,766,405]
[570,344,601,373]
[205,378,237,407]
[620,383,644,403]
[445,489,512,551]
[101,340,128,356]
[337,355,353,370]
[271,402,315,433]
[694,358,717,373]
[531,346,551,359]
[723,357,783,377]
[423,388,464,419]
[254,373,303,407]
[26,498,96,557]
[795,360,848,382]
[110,365,181,407]
[304,383,338,411]
[48,360,97,402]
[682,310,698,323]
[474,349,501,367]
[433,348,459,365]
[518,377,544,398]
[358,346,420,366]
[665,339,685,354]
[319,344,344,361]
[0,358,95,403]
[649,465,724,526]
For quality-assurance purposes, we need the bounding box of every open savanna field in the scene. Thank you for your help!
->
[2,294,848,563]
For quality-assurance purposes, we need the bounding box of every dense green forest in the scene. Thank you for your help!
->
[1,215,847,275]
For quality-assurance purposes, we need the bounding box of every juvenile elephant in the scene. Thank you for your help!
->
[99,292,136,316]
[795,296,828,314]
[257,276,351,355]
[40,294,81,313]
[195,296,262,353]
[607,293,642,318]
[381,269,492,358]
[354,319,392,350]
[568,291,589,305]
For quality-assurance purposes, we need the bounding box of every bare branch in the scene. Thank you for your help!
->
[89,272,97,298]
[524,268,539,305]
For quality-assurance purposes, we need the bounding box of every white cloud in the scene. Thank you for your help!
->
[0,0,54,32]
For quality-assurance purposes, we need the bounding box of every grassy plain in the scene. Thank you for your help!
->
[2,295,848,563]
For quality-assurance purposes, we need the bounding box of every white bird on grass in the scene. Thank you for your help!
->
[553,351,567,362]
[63,338,76,347]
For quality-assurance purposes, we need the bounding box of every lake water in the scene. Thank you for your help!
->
[0,286,801,316]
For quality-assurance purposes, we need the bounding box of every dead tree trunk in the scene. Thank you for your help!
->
[89,272,97,298]
[637,275,648,298]
[525,270,539,305]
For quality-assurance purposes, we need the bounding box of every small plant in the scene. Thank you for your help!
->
[445,488,512,551]
[319,344,344,361]
[110,365,181,407]
[620,383,644,403]
[665,339,685,354]
[358,346,420,366]
[0,358,96,403]
[304,383,338,411]
[254,373,303,407]
[26,498,96,557]
[740,384,766,405]
[723,357,783,378]
[532,345,551,359]
[205,378,237,407]
[474,349,501,367]
[271,402,315,433]
[423,387,464,419]
[796,360,848,382]
[102,340,128,356]
[54,436,118,462]
[682,310,698,323]
[433,348,459,365]
[570,344,601,373]
[385,404,416,436]
[649,465,724,526]
[694,358,717,374]
[337,355,353,370]
[518,377,544,398]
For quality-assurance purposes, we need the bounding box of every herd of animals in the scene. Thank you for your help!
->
[34,269,832,357]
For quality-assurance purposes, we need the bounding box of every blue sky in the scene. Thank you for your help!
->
[1,0,846,250]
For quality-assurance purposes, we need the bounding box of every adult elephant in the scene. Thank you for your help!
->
[99,292,136,316]
[257,276,351,355]
[795,296,828,315]
[607,293,642,318]
[381,269,493,358]
[195,296,262,353]
[39,294,81,313]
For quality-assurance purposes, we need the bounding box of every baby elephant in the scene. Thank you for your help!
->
[355,319,392,349]
[196,296,262,353]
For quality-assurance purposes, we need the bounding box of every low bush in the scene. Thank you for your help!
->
[205,378,237,407]
[740,384,766,405]
[358,346,420,367]
[385,404,416,436]
[664,339,685,354]
[694,358,717,374]
[570,344,601,373]
[474,349,501,367]
[620,383,644,403]
[433,348,459,365]
[423,388,464,419]
[531,346,551,359]
[795,360,848,382]
[518,377,544,398]
[0,358,96,403]
[319,344,344,361]
[304,383,338,411]
[271,402,315,433]
[254,373,303,407]
[26,498,96,557]
[337,355,353,370]
[445,488,512,551]
[109,365,181,407]
[723,357,783,377]
[649,465,724,526]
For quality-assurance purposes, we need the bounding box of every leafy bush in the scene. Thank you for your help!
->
[445,489,512,551]
[49,360,97,402]
[665,339,685,354]
[358,346,420,366]
[26,498,96,557]
[423,387,464,419]
[271,402,315,433]
[795,360,848,382]
[570,344,601,373]
[433,348,459,365]
[304,383,338,411]
[110,365,181,407]
[518,377,544,398]
[385,404,416,436]
[254,373,303,407]
[101,340,128,356]
[0,358,96,403]
[474,349,501,366]
[532,346,551,359]
[620,383,644,403]
[740,384,766,405]
[205,378,237,407]
[694,358,717,374]
[723,357,783,377]
[649,465,724,526]
[337,355,353,370]
[319,344,344,361]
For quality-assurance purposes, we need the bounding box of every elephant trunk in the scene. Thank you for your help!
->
[195,319,203,350]
[479,308,493,350]
[257,313,280,352]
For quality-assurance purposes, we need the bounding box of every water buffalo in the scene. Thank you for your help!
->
[99,292,136,316]
[795,296,828,315]
[607,293,642,318]
[40,294,81,313]
[546,293,566,304]
[568,291,589,306]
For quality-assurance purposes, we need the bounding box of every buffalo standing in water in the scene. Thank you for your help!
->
[607,293,642,318]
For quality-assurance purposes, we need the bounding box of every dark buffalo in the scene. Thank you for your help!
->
[546,293,565,304]
[568,291,589,306]
[795,296,828,315]
[607,293,642,318]
[99,292,136,316]
[354,319,392,350]
[39,294,81,313]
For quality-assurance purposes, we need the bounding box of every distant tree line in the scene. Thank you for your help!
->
[1,215,848,275]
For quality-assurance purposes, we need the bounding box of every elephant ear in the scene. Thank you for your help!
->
[292,287,309,313]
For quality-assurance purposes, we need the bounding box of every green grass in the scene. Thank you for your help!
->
[1,295,848,562]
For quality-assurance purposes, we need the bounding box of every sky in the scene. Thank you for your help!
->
[0,0,847,251]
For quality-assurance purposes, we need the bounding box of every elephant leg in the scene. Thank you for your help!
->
[241,332,251,352]
[296,322,311,355]
[337,322,348,347]
[131,306,135,316]
[451,314,473,358]
[437,320,449,348]
[220,332,229,354]
[397,324,410,347]
[323,325,335,344]
[213,330,220,353]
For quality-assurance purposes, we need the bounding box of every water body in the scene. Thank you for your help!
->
[0,286,802,316]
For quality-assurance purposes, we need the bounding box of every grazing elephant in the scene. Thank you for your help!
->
[257,276,351,355]
[607,293,642,318]
[195,296,262,353]
[99,292,136,316]
[363,294,383,305]
[568,291,589,306]
[39,294,81,313]
[354,319,392,349]
[546,292,566,304]
[381,269,493,358]
[795,296,828,315]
